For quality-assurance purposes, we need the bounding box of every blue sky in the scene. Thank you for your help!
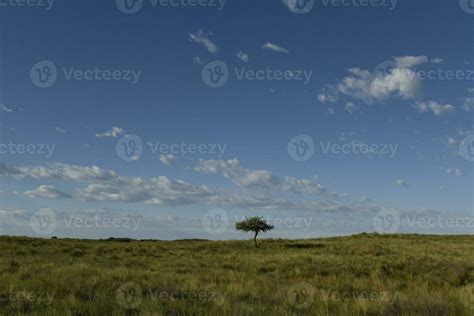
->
[0,0,473,239]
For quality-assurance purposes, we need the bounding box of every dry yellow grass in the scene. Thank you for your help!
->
[0,234,473,315]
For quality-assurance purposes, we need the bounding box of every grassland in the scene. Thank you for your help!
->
[0,234,473,315]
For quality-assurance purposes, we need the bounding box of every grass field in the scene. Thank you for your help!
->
[0,234,473,315]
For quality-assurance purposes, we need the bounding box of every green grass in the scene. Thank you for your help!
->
[0,234,473,315]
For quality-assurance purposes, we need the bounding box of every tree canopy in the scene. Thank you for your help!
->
[235,217,273,247]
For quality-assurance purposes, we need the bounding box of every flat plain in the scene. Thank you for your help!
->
[0,234,473,315]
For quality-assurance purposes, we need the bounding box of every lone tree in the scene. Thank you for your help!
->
[235,217,274,247]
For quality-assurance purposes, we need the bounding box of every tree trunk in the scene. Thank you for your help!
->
[254,231,259,247]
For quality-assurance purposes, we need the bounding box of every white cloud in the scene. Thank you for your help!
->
[0,162,214,207]
[394,56,428,68]
[395,179,409,187]
[74,175,215,206]
[0,160,368,212]
[95,126,124,138]
[75,183,153,203]
[370,68,422,100]
[24,185,71,199]
[457,128,474,137]
[318,86,339,103]
[414,101,455,116]
[237,51,248,63]
[16,163,119,182]
[431,58,444,64]
[283,177,327,195]
[261,42,289,54]
[56,127,66,134]
[194,159,279,189]
[193,56,204,65]
[193,159,335,198]
[446,168,463,176]
[360,196,373,203]
[189,30,218,55]
[160,154,177,165]
[345,102,360,114]
[320,61,423,104]
[463,97,474,111]
[447,137,458,145]
[0,104,13,112]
